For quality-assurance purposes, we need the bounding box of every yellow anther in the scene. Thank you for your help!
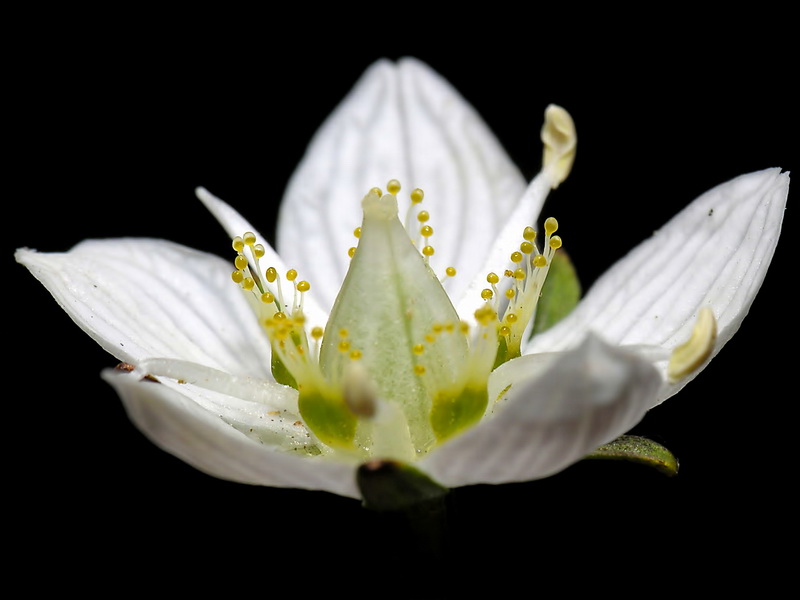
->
[544,217,559,235]
[460,321,470,334]
[413,343,425,355]
[231,270,244,284]
[481,288,494,300]
[514,268,526,281]
[339,328,349,338]
[504,269,514,278]
[445,266,457,278]
[253,244,266,259]
[261,291,275,304]
[417,210,430,223]
[425,334,436,343]
[232,236,245,252]
[422,245,435,257]
[286,269,298,282]
[500,325,511,337]
[348,247,356,258]
[234,255,248,270]
[420,225,434,237]
[410,188,425,204]
[311,326,324,340]
[414,364,426,376]
[243,232,257,246]
[432,323,444,333]
[549,236,563,249]
[506,313,518,323]
[668,307,717,383]
[350,349,362,360]
[273,312,287,321]
[510,251,523,264]
[353,227,361,238]
[338,340,351,352]
[520,241,534,255]
[370,187,383,197]
[297,280,310,293]
[387,179,401,195]
[266,267,278,283]
[474,304,497,326]
[523,226,536,241]
[293,314,306,325]
[241,277,254,291]
[445,322,455,332]
[533,255,548,268]
[487,272,500,285]
[505,288,516,299]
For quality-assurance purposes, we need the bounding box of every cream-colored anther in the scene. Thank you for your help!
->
[541,104,576,189]
[667,307,718,383]
[342,361,377,418]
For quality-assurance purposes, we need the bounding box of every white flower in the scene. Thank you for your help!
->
[16,58,788,501]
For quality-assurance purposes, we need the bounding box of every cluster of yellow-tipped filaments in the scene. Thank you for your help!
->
[227,180,561,457]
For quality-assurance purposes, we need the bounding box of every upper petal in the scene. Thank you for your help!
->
[16,238,271,377]
[419,334,661,487]
[526,168,789,398]
[277,58,527,312]
[104,363,360,498]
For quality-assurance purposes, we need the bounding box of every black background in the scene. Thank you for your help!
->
[7,11,796,593]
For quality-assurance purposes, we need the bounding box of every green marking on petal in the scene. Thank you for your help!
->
[586,435,679,476]
[297,386,357,449]
[430,384,488,442]
[531,249,581,336]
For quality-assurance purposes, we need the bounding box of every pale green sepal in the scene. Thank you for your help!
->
[531,250,581,337]
[430,385,488,443]
[297,386,357,449]
[271,347,298,389]
[586,434,679,476]
[357,459,449,511]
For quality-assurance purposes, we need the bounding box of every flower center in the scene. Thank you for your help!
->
[229,181,560,461]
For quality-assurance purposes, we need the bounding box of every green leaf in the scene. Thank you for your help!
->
[586,435,679,476]
[357,459,449,511]
[531,249,581,336]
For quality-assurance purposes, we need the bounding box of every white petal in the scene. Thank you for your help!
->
[195,186,328,327]
[277,58,527,312]
[16,238,271,376]
[419,334,661,487]
[527,169,789,389]
[104,364,360,498]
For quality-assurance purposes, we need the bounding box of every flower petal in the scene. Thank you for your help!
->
[104,364,360,497]
[526,168,789,400]
[419,334,661,487]
[277,57,527,312]
[16,238,271,376]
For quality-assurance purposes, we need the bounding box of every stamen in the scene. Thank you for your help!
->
[668,307,717,382]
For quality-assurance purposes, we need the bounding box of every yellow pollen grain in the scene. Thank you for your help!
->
[504,270,514,278]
